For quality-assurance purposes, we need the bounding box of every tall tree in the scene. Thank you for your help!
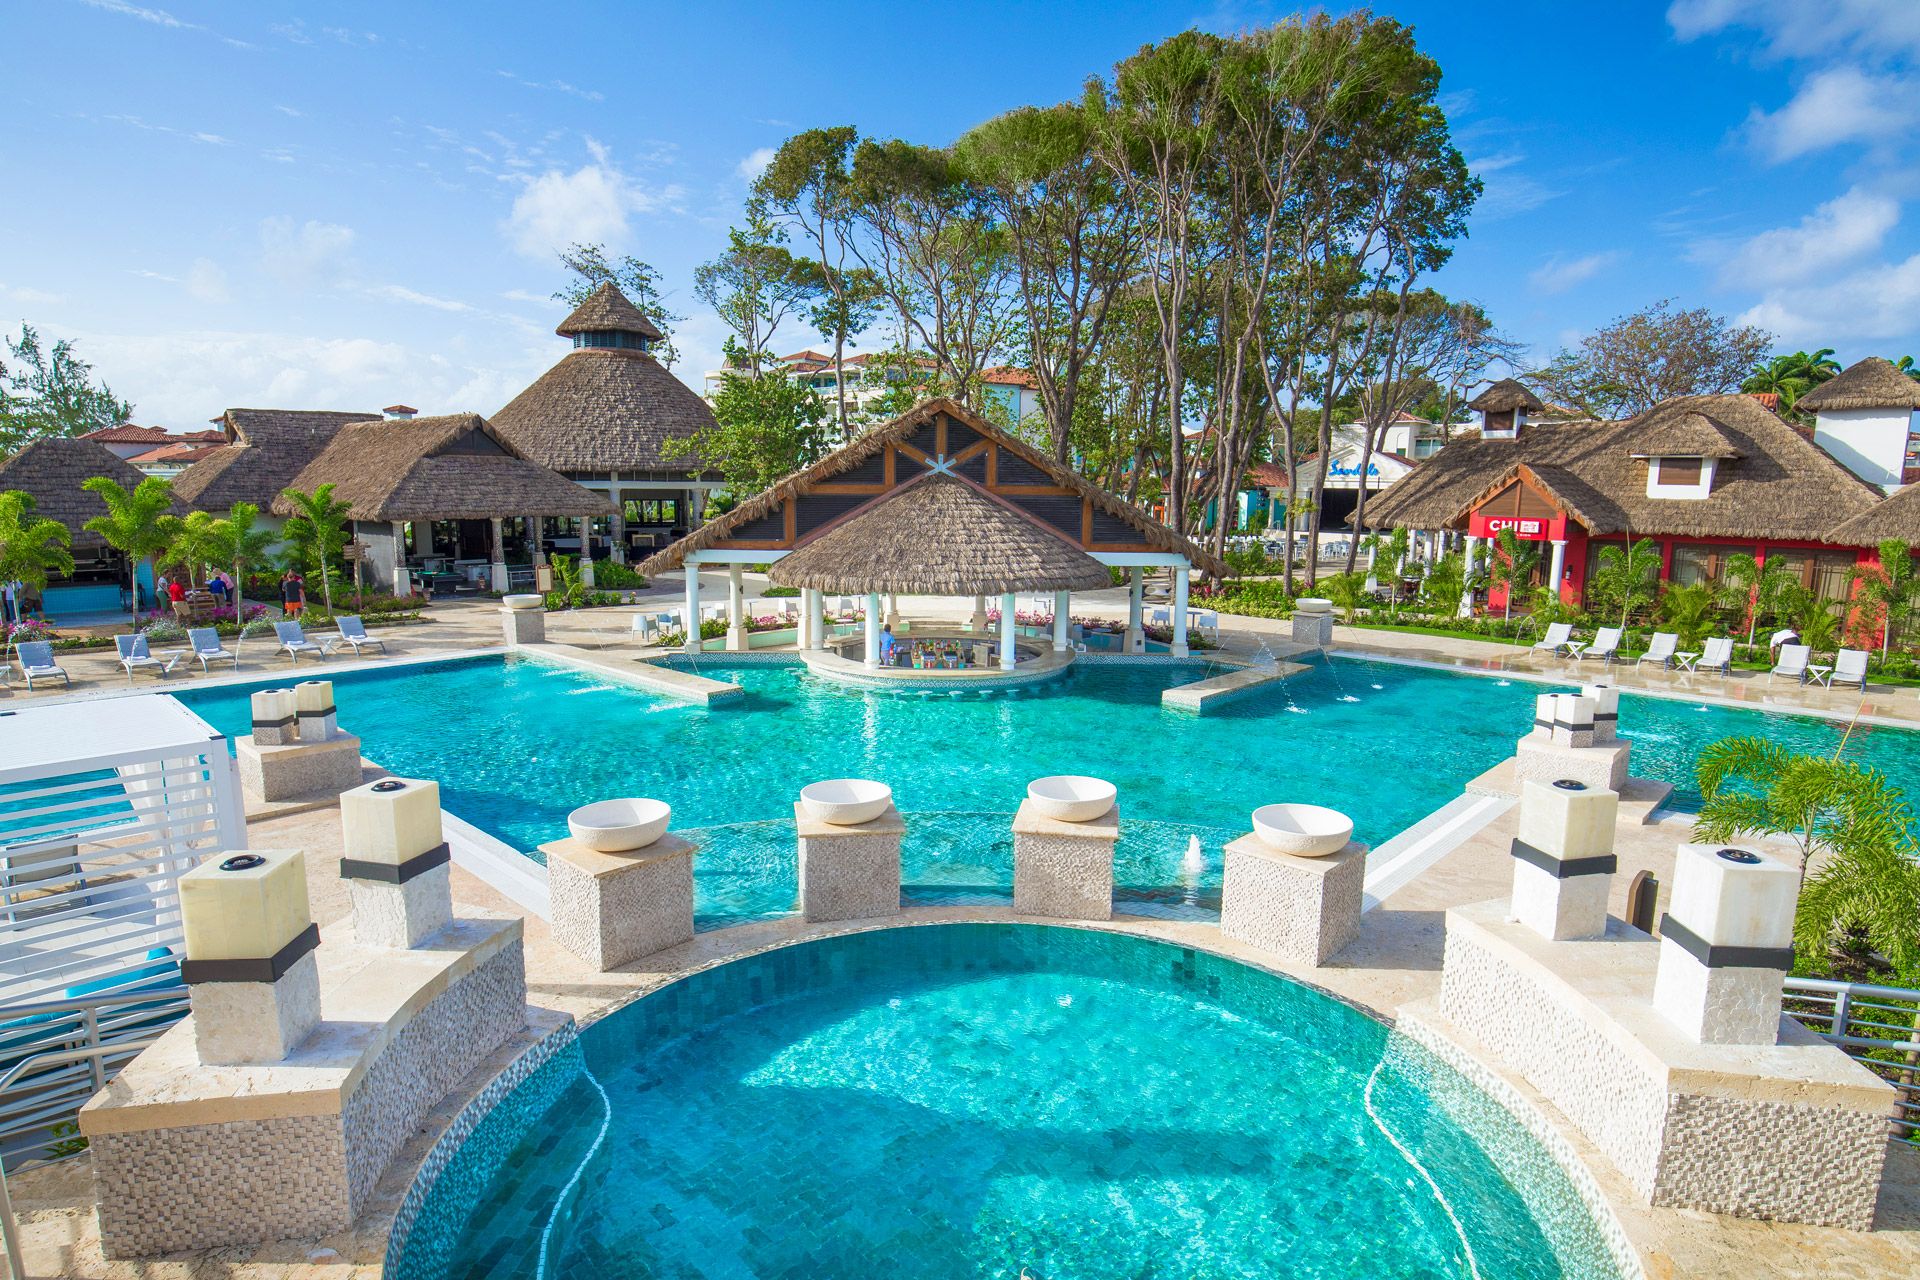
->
[164,510,227,588]
[0,490,73,654]
[80,475,181,615]
[208,500,275,611]
[1529,300,1772,418]
[1,324,135,451]
[279,484,353,615]
[552,245,685,367]
[665,353,832,497]
[694,203,819,376]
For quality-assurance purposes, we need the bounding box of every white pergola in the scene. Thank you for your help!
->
[678,547,1197,667]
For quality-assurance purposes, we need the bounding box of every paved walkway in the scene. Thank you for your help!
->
[9,576,1920,1277]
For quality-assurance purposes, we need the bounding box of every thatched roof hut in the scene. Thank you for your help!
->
[1364,393,1882,541]
[490,284,714,474]
[769,474,1114,595]
[1825,483,1920,549]
[1626,410,1743,459]
[172,408,375,511]
[641,397,1228,579]
[1468,379,1544,414]
[0,437,192,552]
[1796,357,1920,413]
[271,414,608,522]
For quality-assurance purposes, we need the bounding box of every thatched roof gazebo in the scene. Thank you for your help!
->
[769,475,1114,597]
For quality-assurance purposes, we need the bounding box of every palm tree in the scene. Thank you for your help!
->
[0,490,74,661]
[1484,528,1542,621]
[164,510,226,588]
[1587,537,1661,628]
[278,484,353,615]
[209,501,275,613]
[1721,552,1800,654]
[1656,581,1718,648]
[1851,539,1920,667]
[81,475,182,617]
[1891,355,1919,383]
[1695,736,1920,978]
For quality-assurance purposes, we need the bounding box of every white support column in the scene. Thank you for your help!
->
[683,566,700,654]
[970,594,989,634]
[809,587,826,650]
[1548,539,1567,601]
[1171,566,1190,658]
[727,565,747,652]
[1460,535,1481,618]
[999,591,1017,669]
[886,593,902,628]
[864,592,882,668]
[578,514,596,587]
[488,517,508,593]
[797,588,812,649]
[1052,590,1070,652]
[1126,568,1145,653]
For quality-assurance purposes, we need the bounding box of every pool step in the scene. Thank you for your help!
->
[1361,792,1513,912]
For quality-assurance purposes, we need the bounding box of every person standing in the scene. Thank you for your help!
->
[207,571,230,606]
[281,569,305,619]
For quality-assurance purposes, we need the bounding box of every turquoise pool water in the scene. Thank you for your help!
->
[390,924,1627,1280]
[178,653,1920,927]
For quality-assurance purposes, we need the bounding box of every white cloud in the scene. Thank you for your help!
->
[736,147,776,181]
[186,258,230,303]
[275,104,303,117]
[502,150,682,260]
[1739,251,1920,345]
[0,282,64,306]
[500,288,552,305]
[77,0,253,48]
[1743,66,1918,163]
[1528,251,1625,294]
[257,216,355,286]
[497,70,604,103]
[366,284,474,313]
[1669,0,1920,62]
[1718,186,1899,288]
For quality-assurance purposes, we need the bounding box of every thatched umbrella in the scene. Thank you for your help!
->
[769,474,1113,595]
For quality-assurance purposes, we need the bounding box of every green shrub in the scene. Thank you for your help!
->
[589,559,647,589]
[760,584,800,597]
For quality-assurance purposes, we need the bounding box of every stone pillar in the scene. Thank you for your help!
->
[796,588,812,649]
[293,680,336,741]
[249,688,297,746]
[339,777,451,949]
[390,521,412,597]
[809,587,827,650]
[1583,681,1619,742]
[727,565,747,652]
[1509,778,1618,942]
[999,591,1017,669]
[488,517,509,593]
[1654,843,1799,1045]
[1052,590,1070,652]
[970,594,989,634]
[1460,534,1481,617]
[527,514,546,566]
[683,565,701,654]
[1220,835,1366,965]
[1127,567,1144,654]
[864,592,882,667]
[1548,538,1567,598]
[1012,798,1118,920]
[543,832,696,969]
[178,850,321,1065]
[608,499,626,565]
[1171,566,1190,657]
[795,802,902,922]
[501,594,545,645]
[886,593,902,628]
[1291,597,1334,647]
[1515,692,1630,792]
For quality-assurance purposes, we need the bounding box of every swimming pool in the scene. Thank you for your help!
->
[388,923,1631,1279]
[178,652,1920,926]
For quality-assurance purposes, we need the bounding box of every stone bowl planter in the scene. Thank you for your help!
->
[1026,775,1117,823]
[1295,598,1333,615]
[1251,803,1353,857]
[799,779,893,826]
[503,593,544,611]
[567,798,671,852]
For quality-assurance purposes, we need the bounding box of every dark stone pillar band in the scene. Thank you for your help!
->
[251,715,295,731]
[1659,914,1794,971]
[1510,838,1617,879]
[340,842,450,885]
[181,922,320,985]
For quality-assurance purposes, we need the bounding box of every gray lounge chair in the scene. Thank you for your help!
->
[15,641,68,689]
[333,615,386,656]
[1825,648,1869,692]
[1530,622,1573,656]
[1675,636,1733,676]
[274,621,324,664]
[1769,643,1810,685]
[187,627,238,672]
[1634,632,1678,670]
[115,634,181,683]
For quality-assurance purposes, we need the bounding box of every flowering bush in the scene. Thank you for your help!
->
[3,618,53,644]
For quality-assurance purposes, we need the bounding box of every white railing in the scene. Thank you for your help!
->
[1783,976,1920,1141]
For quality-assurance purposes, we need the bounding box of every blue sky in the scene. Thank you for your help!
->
[3,0,1919,429]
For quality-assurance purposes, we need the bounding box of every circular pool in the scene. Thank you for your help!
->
[390,924,1629,1279]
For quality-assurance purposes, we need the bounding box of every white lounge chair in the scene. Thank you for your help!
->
[1826,648,1869,692]
[1191,609,1220,639]
[1675,636,1733,676]
[1635,632,1678,670]
[1579,626,1622,664]
[186,627,237,672]
[334,615,387,657]
[115,635,181,683]
[274,621,325,665]
[1530,622,1574,656]
[14,641,68,690]
[1769,643,1810,685]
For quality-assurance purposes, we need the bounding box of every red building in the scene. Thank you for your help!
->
[1364,361,1920,614]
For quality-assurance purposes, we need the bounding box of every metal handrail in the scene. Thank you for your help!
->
[0,1032,179,1280]
[1783,975,1920,1141]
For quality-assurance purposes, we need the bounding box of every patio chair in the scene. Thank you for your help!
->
[115,635,181,683]
[1191,609,1220,640]
[274,621,325,665]
[1634,632,1678,670]
[1580,626,1623,664]
[1769,643,1810,685]
[1148,606,1171,628]
[334,616,387,657]
[1675,636,1733,676]
[14,641,68,690]
[1530,622,1573,656]
[1826,648,1870,692]
[186,627,238,672]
